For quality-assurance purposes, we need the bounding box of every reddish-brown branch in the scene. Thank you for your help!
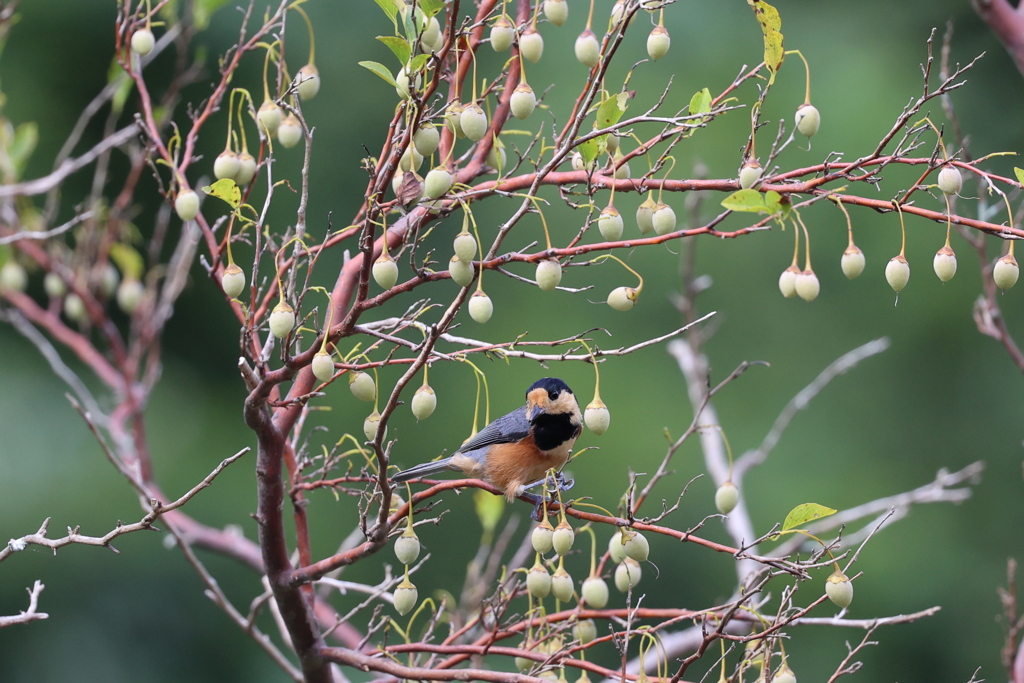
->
[974,0,1024,77]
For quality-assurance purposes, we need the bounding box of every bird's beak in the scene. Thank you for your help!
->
[526,388,548,421]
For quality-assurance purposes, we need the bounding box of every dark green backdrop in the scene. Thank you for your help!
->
[2,1,1023,682]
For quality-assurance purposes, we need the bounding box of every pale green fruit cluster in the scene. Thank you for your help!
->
[490,16,515,52]
[738,161,762,189]
[0,261,28,292]
[551,521,574,556]
[312,350,334,382]
[581,576,609,608]
[651,202,676,235]
[394,529,421,565]
[295,64,321,101]
[778,265,799,298]
[598,206,623,240]
[468,290,493,323]
[520,28,544,63]
[349,371,376,402]
[795,269,820,302]
[257,100,283,136]
[841,246,865,279]
[372,253,399,289]
[885,255,910,293]
[510,83,537,120]
[932,245,957,282]
[532,521,555,554]
[551,566,574,602]
[615,557,642,591]
[268,302,296,338]
[646,26,670,61]
[277,114,303,148]
[574,29,600,68]
[527,560,552,599]
[394,578,418,616]
[411,384,437,420]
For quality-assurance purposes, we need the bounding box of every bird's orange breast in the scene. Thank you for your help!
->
[484,434,574,501]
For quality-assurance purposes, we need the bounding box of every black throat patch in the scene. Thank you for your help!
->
[532,412,579,452]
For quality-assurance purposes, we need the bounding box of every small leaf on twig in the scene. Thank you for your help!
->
[377,36,411,66]
[721,189,767,213]
[359,61,398,87]
[782,502,836,532]
[751,0,784,84]
[202,178,241,209]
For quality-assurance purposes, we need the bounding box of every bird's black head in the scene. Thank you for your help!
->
[525,377,580,423]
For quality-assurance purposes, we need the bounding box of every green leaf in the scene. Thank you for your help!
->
[359,60,397,87]
[594,91,631,132]
[688,87,712,117]
[408,53,431,74]
[1014,167,1024,187]
[193,0,230,31]
[373,0,400,24]
[751,0,784,84]
[377,35,412,66]
[8,123,38,179]
[474,489,504,535]
[110,243,145,281]
[418,0,444,17]
[578,138,599,168]
[721,189,766,213]
[202,178,241,209]
[764,190,783,215]
[782,503,837,532]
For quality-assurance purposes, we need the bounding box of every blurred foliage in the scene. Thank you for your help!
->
[1,1,1023,682]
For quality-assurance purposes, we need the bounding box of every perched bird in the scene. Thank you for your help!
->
[392,377,583,501]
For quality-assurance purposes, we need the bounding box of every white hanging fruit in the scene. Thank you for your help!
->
[449,256,474,287]
[394,529,421,565]
[174,189,199,222]
[573,619,597,644]
[646,26,670,61]
[841,246,865,279]
[738,161,762,189]
[131,28,155,56]
[607,532,626,563]
[885,255,910,293]
[544,0,568,27]
[795,269,820,302]
[795,103,820,137]
[932,245,957,282]
[295,64,321,101]
[574,29,600,68]
[527,561,552,598]
[615,558,642,591]
[635,197,657,234]
[510,83,537,120]
[607,286,638,311]
[651,202,676,235]
[277,114,303,148]
[468,290,493,323]
[584,398,610,435]
[372,253,399,290]
[532,521,555,554]
[411,384,437,420]
[424,167,454,200]
[825,569,853,609]
[778,265,799,298]
[363,410,386,441]
[937,165,963,195]
[598,206,623,240]
[715,481,739,514]
[312,351,335,382]
[214,151,241,180]
[117,279,145,313]
[551,521,574,555]
[994,254,1019,290]
[535,259,562,291]
[520,28,544,63]
[413,123,440,157]
[445,102,466,138]
[581,576,609,608]
[349,371,376,402]
[257,100,283,136]
[221,264,246,298]
[269,302,296,338]
[551,567,574,602]
[621,529,649,562]
[454,232,478,263]
[459,103,489,141]
[235,152,258,186]
[490,16,515,52]
[0,261,27,292]
[393,578,418,615]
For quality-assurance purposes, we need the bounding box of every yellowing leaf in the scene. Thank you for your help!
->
[578,138,599,167]
[721,189,767,213]
[688,88,712,117]
[110,243,145,281]
[474,489,504,535]
[595,91,631,131]
[1014,167,1024,187]
[782,503,837,532]
[751,0,784,84]
[202,178,241,209]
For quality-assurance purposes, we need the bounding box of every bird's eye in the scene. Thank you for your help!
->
[548,390,559,400]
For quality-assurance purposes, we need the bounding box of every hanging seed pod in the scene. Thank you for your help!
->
[469,290,493,323]
[312,350,334,382]
[607,286,638,311]
[214,151,241,180]
[795,103,820,137]
[825,569,854,609]
[573,619,597,644]
[841,245,865,279]
[615,558,642,591]
[399,145,424,173]
[544,0,568,27]
[885,255,910,293]
[490,16,515,52]
[235,152,258,186]
[174,189,199,222]
[621,529,649,562]
[933,245,957,282]
[295,63,321,101]
[646,25,670,61]
[411,384,437,420]
[460,103,489,141]
[510,83,537,120]
[424,167,454,200]
[552,521,574,556]
[268,302,296,338]
[413,122,440,157]
[117,279,145,314]
[773,665,797,683]
[221,264,246,298]
[454,232,478,263]
[607,531,627,563]
[574,29,600,68]
[938,165,963,195]
[372,253,399,290]
[551,566,574,602]
[395,528,421,565]
[532,520,555,554]
[449,256,474,287]
[535,259,562,291]
[527,560,552,598]
[994,253,1020,290]
[445,102,466,138]
[131,28,155,56]
[257,100,283,136]
[584,398,610,435]
[486,141,507,171]
[581,575,609,608]
[393,578,418,616]
[363,410,386,441]
[795,269,820,302]
[651,202,676,235]
[277,114,303,148]
[520,27,544,63]
[738,160,762,189]
[349,371,376,402]
[635,197,657,234]
[0,261,27,292]
[598,205,623,241]
[778,265,799,298]
[715,481,739,514]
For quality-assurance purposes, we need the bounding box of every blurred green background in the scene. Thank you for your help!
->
[2,1,1023,681]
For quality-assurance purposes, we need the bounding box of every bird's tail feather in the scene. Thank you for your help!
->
[391,457,457,483]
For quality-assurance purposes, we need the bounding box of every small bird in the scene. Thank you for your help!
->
[391,377,583,501]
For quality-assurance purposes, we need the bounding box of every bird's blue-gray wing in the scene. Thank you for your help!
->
[456,405,531,454]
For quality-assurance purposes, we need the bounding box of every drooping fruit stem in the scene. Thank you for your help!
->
[789,213,800,268]
[894,200,907,258]
[786,49,812,105]
[291,3,316,66]
[585,0,595,30]
[656,155,676,204]
[223,89,237,153]
[591,253,644,294]
[319,287,335,354]
[578,338,601,401]
[235,88,254,153]
[943,194,952,247]
[832,194,856,248]
[794,210,812,271]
